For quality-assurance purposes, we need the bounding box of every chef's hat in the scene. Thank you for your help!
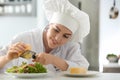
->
[44,0,90,43]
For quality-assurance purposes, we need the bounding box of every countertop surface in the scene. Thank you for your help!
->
[1,71,120,80]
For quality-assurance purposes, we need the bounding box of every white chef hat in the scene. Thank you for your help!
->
[44,0,90,43]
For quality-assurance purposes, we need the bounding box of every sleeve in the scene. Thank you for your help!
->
[65,43,89,70]
[0,29,33,54]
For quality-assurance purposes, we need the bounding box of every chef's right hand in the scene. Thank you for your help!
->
[6,42,27,60]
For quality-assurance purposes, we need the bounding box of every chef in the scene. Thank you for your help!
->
[0,0,90,73]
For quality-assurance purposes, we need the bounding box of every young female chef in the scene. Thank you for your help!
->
[0,0,90,72]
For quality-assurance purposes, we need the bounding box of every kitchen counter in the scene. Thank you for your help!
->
[1,71,120,80]
[103,63,120,73]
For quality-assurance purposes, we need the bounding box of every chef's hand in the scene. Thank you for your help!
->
[6,42,28,60]
[33,53,68,71]
[32,53,54,65]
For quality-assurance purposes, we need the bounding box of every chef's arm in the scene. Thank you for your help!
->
[0,55,11,69]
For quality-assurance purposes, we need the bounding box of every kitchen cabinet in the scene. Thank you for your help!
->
[103,63,120,73]
[0,0,36,16]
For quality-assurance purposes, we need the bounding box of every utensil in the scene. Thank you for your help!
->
[20,50,36,59]
[109,0,119,19]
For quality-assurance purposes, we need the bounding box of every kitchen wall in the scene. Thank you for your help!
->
[0,0,48,48]
[0,17,37,46]
[0,1,39,46]
[99,0,120,72]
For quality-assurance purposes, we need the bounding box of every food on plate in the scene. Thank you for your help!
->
[6,62,47,73]
[69,67,87,74]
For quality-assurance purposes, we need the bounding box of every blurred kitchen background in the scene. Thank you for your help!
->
[0,0,120,73]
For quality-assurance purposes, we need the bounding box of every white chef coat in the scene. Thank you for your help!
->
[0,27,89,73]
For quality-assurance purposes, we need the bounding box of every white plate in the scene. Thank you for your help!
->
[5,72,48,78]
[62,71,100,77]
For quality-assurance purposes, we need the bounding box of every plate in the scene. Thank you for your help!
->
[5,72,48,78]
[62,71,100,77]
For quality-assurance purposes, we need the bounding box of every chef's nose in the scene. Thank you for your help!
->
[55,34,62,42]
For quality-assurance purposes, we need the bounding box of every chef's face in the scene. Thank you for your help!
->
[46,23,72,48]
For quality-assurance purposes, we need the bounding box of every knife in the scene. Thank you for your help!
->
[20,50,36,59]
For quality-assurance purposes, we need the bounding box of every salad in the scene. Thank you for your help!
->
[6,62,47,73]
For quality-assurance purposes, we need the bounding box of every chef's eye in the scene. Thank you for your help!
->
[63,35,70,39]
[54,28,59,33]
